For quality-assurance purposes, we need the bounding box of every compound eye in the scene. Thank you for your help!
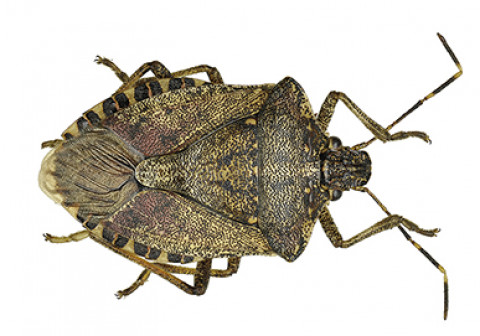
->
[330,136,342,150]
[331,189,343,201]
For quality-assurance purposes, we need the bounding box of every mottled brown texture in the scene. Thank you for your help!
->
[104,190,273,258]
[258,77,329,261]
[61,77,207,140]
[322,148,371,191]
[103,85,270,157]
[40,36,461,313]
[43,77,330,263]
[137,117,259,224]
[131,78,330,262]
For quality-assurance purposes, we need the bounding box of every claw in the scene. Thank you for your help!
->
[409,131,431,144]
[94,55,103,64]
[422,133,432,144]
[389,131,431,144]
[401,217,440,237]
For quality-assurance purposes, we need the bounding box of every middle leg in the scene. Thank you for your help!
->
[96,57,173,93]
[172,65,224,84]
[319,207,438,249]
[113,61,173,93]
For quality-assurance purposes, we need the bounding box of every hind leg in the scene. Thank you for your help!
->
[116,259,213,298]
[43,230,89,243]
[153,257,241,278]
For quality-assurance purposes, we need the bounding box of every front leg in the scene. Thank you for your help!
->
[318,35,461,151]
[317,91,430,144]
[319,207,448,319]
[319,207,438,249]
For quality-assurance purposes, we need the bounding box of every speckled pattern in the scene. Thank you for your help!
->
[40,77,329,263]
[39,37,462,312]
[103,85,270,156]
[257,77,329,261]
[104,190,273,258]
[137,117,260,224]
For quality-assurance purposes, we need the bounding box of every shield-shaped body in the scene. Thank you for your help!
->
[40,76,329,264]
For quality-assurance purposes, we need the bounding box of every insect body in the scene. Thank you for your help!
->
[39,34,461,319]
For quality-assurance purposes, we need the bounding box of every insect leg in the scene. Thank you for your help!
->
[115,262,213,298]
[151,259,212,295]
[41,139,63,149]
[397,226,449,319]
[171,65,224,84]
[96,57,173,93]
[96,57,172,83]
[354,185,442,237]
[317,90,431,144]
[154,257,241,278]
[122,260,213,296]
[211,257,241,277]
[353,33,462,150]
[95,56,130,83]
[43,230,89,243]
[319,207,438,249]
[116,269,151,299]
[89,233,214,295]
[147,258,213,295]
[322,185,449,319]
[113,61,173,93]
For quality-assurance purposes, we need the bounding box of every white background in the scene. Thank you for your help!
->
[1,0,479,335]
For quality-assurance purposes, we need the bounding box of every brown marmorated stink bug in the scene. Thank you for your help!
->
[39,34,461,319]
